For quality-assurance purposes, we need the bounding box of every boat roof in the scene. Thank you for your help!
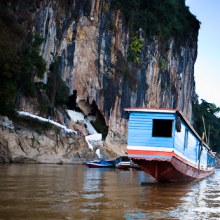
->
[124,107,177,114]
[124,108,215,155]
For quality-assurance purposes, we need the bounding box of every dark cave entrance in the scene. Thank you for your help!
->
[66,90,81,112]
[89,100,108,139]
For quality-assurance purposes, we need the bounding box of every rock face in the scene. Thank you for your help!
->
[0,116,97,164]
[4,1,199,152]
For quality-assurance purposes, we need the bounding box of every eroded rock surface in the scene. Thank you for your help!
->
[0,116,97,164]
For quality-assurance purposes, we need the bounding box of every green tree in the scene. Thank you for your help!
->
[0,2,46,116]
[193,99,220,153]
[47,56,69,116]
[128,37,143,64]
[17,33,46,97]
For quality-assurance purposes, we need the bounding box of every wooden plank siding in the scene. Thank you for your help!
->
[174,118,200,165]
[127,111,204,166]
[200,147,208,168]
[127,112,175,148]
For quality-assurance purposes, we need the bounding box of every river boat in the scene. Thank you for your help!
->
[124,108,216,182]
[115,156,140,169]
[85,158,115,168]
[115,156,132,169]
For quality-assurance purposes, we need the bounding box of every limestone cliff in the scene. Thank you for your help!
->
[0,0,199,153]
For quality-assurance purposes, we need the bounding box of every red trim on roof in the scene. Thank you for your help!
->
[124,107,178,112]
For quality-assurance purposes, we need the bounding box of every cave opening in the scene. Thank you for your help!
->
[90,100,108,139]
[66,90,77,110]
[66,90,82,112]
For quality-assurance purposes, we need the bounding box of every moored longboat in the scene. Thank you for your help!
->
[84,158,115,168]
[124,108,216,182]
[115,156,140,169]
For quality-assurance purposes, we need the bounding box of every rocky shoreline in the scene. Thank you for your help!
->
[0,116,116,164]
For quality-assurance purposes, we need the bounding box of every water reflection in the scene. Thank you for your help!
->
[169,172,220,219]
[81,168,103,214]
[0,164,220,219]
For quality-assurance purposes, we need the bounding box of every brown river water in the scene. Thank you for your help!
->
[0,164,220,220]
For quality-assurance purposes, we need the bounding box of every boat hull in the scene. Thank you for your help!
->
[115,162,131,169]
[132,156,214,182]
[85,163,115,168]
[85,159,115,168]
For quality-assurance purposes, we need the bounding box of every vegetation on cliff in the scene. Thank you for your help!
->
[0,1,46,116]
[113,0,200,63]
[0,1,70,118]
[114,0,200,41]
[47,57,70,115]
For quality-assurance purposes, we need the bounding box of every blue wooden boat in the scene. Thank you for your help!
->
[115,156,140,169]
[115,156,132,169]
[124,108,216,182]
[85,158,115,168]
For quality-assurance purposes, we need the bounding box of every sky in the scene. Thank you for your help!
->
[185,0,220,107]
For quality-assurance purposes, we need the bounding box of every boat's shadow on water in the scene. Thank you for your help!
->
[140,178,206,188]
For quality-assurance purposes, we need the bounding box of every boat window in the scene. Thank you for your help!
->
[184,129,189,149]
[152,119,173,137]
[176,116,181,132]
